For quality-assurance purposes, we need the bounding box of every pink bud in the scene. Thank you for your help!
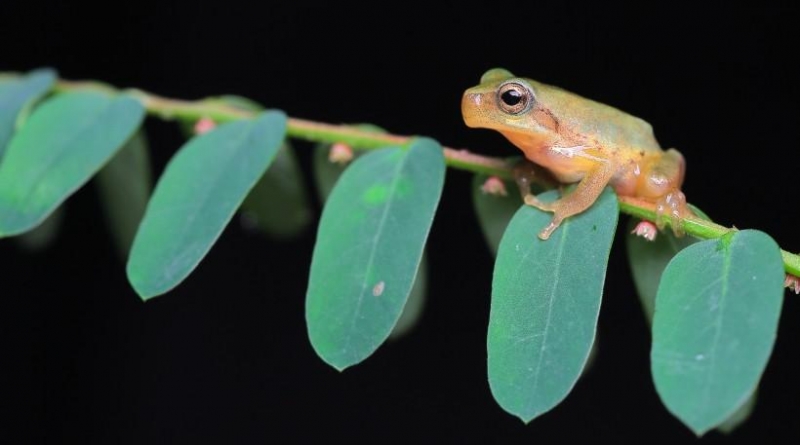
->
[481,176,508,196]
[784,274,800,294]
[631,220,658,241]
[329,143,354,164]
[194,117,216,135]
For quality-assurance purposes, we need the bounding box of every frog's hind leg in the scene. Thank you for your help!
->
[525,162,616,240]
[640,148,691,236]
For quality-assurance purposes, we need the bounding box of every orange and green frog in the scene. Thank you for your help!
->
[462,68,689,240]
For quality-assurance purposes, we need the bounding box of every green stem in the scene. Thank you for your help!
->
[50,77,800,277]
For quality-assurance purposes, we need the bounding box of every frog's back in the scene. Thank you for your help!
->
[531,79,662,152]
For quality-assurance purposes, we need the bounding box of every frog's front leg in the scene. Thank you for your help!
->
[523,162,617,240]
[512,160,560,204]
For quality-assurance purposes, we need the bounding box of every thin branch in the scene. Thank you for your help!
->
[49,78,800,277]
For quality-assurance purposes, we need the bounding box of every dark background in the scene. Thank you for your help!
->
[3,1,800,443]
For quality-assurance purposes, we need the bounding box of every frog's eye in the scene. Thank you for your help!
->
[497,82,534,115]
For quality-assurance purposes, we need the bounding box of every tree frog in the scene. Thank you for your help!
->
[462,68,689,240]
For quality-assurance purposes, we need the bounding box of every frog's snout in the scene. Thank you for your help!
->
[461,90,485,128]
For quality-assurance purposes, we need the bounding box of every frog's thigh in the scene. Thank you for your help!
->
[641,149,685,198]
[537,163,616,239]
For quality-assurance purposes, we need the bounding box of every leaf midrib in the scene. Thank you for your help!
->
[340,149,410,360]
[699,243,732,424]
[528,222,569,411]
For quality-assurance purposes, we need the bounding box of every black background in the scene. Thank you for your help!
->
[3,1,800,443]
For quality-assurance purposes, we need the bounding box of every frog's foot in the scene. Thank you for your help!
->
[655,189,689,237]
[521,194,559,240]
[523,193,555,211]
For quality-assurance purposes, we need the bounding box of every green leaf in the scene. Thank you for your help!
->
[127,111,287,299]
[0,92,145,237]
[95,130,152,258]
[651,230,784,436]
[0,68,56,159]
[471,174,522,256]
[306,138,445,370]
[15,205,65,252]
[239,142,312,239]
[389,253,428,339]
[488,188,618,423]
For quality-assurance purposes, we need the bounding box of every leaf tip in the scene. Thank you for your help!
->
[687,421,714,438]
[313,348,358,373]
[126,262,170,302]
[516,413,538,425]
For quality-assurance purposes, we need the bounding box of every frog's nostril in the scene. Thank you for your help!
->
[462,93,482,113]
[468,93,482,106]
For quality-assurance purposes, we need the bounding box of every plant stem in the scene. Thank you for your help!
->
[50,77,800,277]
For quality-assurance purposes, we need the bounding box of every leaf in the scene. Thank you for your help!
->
[239,142,313,239]
[0,68,56,159]
[389,253,428,339]
[487,188,618,423]
[306,138,445,370]
[651,230,784,436]
[312,127,428,341]
[15,206,65,252]
[471,174,522,256]
[0,92,145,237]
[626,208,758,431]
[127,111,287,299]
[95,130,152,258]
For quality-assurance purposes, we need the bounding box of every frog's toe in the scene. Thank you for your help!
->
[523,194,555,212]
[538,217,563,240]
[655,190,688,237]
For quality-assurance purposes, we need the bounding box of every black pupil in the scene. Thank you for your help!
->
[501,89,523,106]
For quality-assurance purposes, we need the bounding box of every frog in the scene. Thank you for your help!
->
[462,68,689,240]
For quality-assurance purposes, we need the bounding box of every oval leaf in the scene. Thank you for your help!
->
[306,138,445,370]
[0,92,145,237]
[471,174,522,256]
[651,229,784,436]
[95,130,152,258]
[0,68,56,159]
[488,188,618,423]
[127,111,287,299]
[239,142,313,239]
